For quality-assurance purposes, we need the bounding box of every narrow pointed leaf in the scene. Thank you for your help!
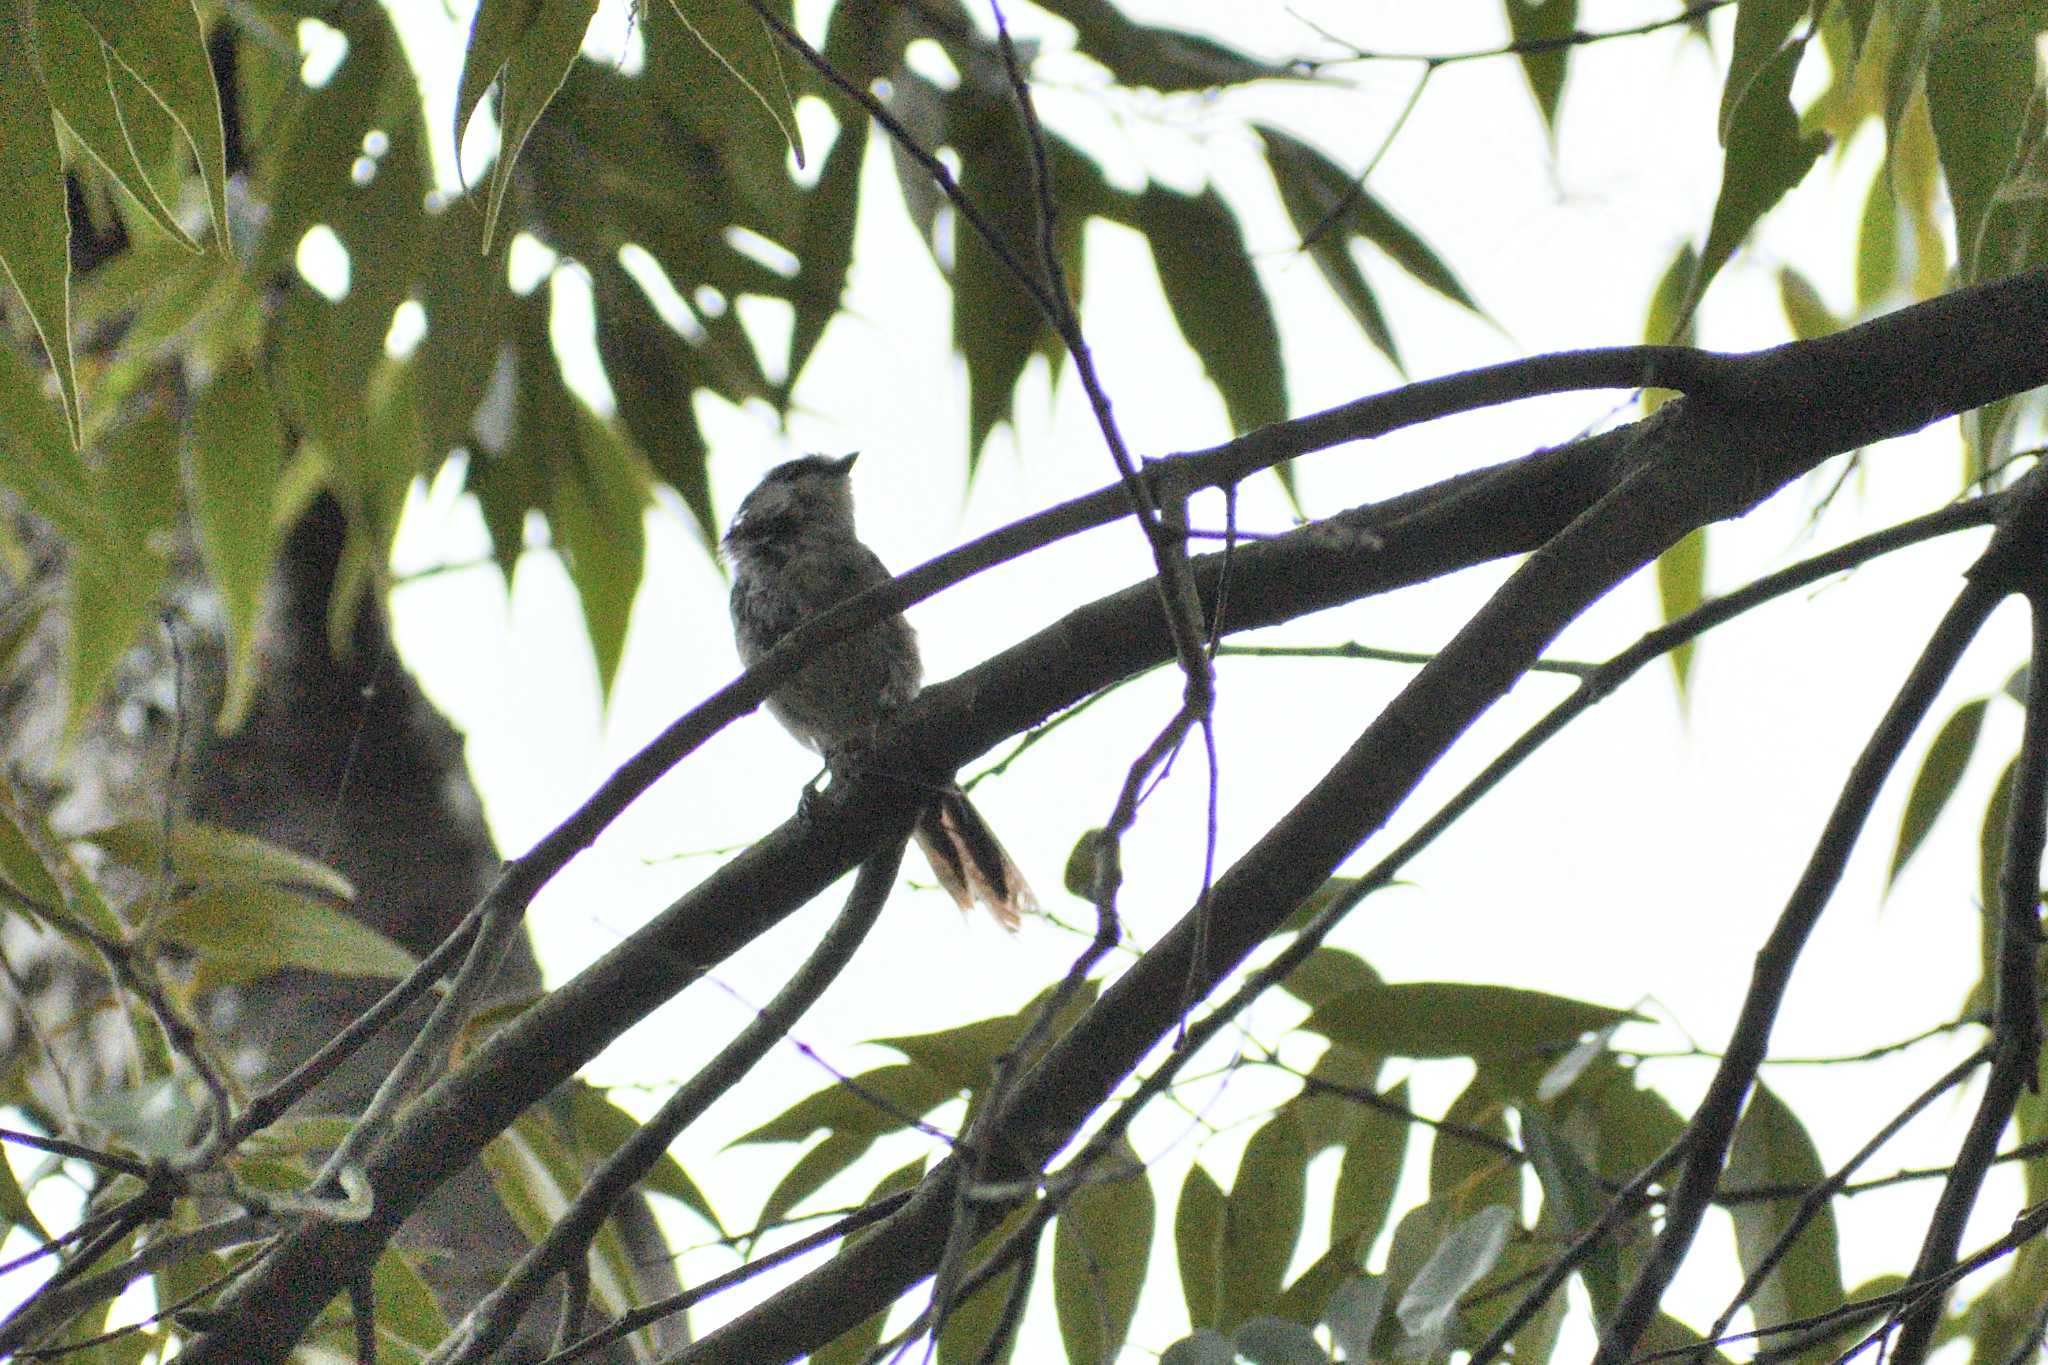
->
[160,882,415,990]
[1924,21,2041,282]
[1305,981,1644,1059]
[1725,1082,1844,1335]
[1053,1139,1153,1365]
[1221,1113,1308,1328]
[1777,266,1840,339]
[0,32,82,444]
[85,818,355,902]
[1655,526,1706,702]
[1889,697,1987,888]
[187,355,285,732]
[1133,184,1285,438]
[456,0,602,252]
[1504,0,1577,131]
[1690,41,1828,316]
[67,0,231,250]
[658,0,803,166]
[31,0,203,251]
[0,336,102,554]
[591,262,717,551]
[1718,0,1811,143]
[1177,1162,1226,1330]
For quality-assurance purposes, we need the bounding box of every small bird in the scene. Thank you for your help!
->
[725,453,1035,929]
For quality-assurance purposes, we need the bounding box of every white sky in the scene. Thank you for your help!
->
[306,1,2043,1358]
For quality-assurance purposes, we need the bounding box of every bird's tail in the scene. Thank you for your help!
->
[913,787,1036,931]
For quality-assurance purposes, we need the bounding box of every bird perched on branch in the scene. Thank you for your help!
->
[724,453,1035,929]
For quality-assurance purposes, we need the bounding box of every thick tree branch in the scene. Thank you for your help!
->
[181,266,2048,1360]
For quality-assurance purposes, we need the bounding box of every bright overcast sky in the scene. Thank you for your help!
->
[366,1,2026,1356]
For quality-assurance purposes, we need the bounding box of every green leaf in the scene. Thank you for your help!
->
[157,882,415,989]
[552,411,648,701]
[1161,1331,1237,1365]
[1271,1235,1368,1331]
[1177,1162,1226,1331]
[0,340,97,547]
[1232,1315,1331,1364]
[1854,167,1900,310]
[1277,876,1366,936]
[945,84,1050,469]
[0,791,63,917]
[1718,0,1812,144]
[1132,184,1286,438]
[415,202,510,459]
[1037,0,1286,91]
[1429,1079,1520,1214]
[1503,0,1578,132]
[1256,124,1484,369]
[483,1109,645,1322]
[1690,41,1829,317]
[0,27,82,444]
[1777,265,1840,339]
[1643,239,1699,371]
[1221,1112,1309,1329]
[1980,755,2019,955]
[788,117,867,392]
[1520,1110,1617,1319]
[936,1203,1033,1365]
[1889,697,1988,889]
[1331,1079,1409,1251]
[187,354,285,732]
[1725,1082,1845,1339]
[1278,947,1382,1012]
[1924,19,2042,282]
[1304,981,1645,1060]
[1393,1204,1515,1346]
[1655,526,1706,702]
[65,0,231,252]
[1290,1043,1383,1153]
[655,0,803,167]
[456,0,603,253]
[1324,1275,1384,1364]
[874,980,1099,1090]
[67,412,176,733]
[564,1081,724,1234]
[590,262,717,551]
[734,1062,958,1145]
[86,818,354,902]
[30,0,204,253]
[1637,1311,1737,1365]
[369,1246,452,1354]
[1053,1138,1153,1365]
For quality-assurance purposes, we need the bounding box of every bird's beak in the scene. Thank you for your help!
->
[831,451,860,473]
